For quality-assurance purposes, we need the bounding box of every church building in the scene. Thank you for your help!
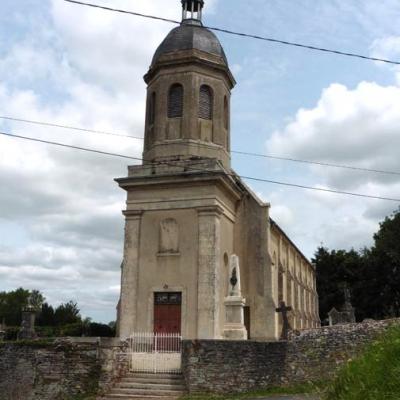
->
[116,0,320,341]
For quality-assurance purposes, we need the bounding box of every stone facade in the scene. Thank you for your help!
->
[270,221,320,335]
[182,319,399,394]
[116,0,320,341]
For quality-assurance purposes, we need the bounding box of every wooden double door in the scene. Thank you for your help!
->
[154,292,182,334]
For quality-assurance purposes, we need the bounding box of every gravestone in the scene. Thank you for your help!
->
[276,301,292,341]
[328,286,356,326]
[223,255,248,340]
[18,296,37,340]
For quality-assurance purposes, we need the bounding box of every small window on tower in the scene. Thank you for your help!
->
[148,92,156,125]
[199,85,213,120]
[168,84,184,118]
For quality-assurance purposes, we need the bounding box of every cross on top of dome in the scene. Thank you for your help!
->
[181,0,205,25]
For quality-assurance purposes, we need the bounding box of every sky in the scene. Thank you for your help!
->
[1,0,400,323]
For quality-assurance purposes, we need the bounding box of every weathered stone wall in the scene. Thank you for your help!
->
[0,338,128,400]
[182,319,400,394]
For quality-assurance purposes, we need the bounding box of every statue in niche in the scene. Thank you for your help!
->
[159,218,179,254]
[228,255,241,297]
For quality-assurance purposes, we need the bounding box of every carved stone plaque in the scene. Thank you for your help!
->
[159,218,179,254]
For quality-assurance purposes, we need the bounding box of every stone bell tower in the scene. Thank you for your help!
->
[142,0,235,169]
[116,0,241,341]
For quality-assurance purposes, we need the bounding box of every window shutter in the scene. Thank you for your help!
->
[168,84,183,118]
[224,96,229,129]
[199,85,213,120]
[148,92,156,124]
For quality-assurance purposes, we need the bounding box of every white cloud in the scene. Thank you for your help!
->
[0,0,224,322]
[267,81,400,190]
[370,36,400,84]
[264,77,400,256]
[0,1,161,320]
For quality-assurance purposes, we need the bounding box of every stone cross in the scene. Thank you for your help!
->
[343,286,354,310]
[276,301,292,341]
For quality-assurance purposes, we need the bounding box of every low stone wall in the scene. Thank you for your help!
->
[1,319,399,398]
[182,319,400,394]
[0,338,128,400]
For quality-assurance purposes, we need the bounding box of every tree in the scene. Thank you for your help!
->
[0,288,45,326]
[29,290,45,311]
[314,208,400,322]
[314,247,364,323]
[54,301,81,326]
[369,208,400,317]
[37,303,55,326]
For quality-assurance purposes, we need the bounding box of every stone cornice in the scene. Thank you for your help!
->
[196,205,224,217]
[144,48,236,88]
[122,210,144,220]
[115,170,243,202]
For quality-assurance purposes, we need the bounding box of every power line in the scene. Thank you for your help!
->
[1,131,399,203]
[0,131,142,162]
[63,0,400,66]
[2,115,400,177]
[233,151,400,177]
[0,116,142,140]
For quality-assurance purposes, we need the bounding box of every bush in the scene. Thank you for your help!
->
[325,326,400,400]
[86,323,115,337]
[4,327,19,340]
[36,325,57,337]
[58,322,84,337]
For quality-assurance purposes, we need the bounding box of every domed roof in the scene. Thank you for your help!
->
[151,21,228,67]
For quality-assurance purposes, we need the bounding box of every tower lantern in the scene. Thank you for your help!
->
[181,0,204,23]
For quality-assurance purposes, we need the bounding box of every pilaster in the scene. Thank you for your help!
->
[196,205,223,339]
[119,210,143,339]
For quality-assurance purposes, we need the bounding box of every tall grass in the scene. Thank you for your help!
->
[324,326,400,400]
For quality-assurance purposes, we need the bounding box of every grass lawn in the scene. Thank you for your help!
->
[324,326,400,400]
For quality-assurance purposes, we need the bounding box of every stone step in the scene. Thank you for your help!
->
[117,382,185,391]
[110,388,185,396]
[121,377,184,383]
[122,376,184,384]
[98,372,186,400]
[124,373,183,380]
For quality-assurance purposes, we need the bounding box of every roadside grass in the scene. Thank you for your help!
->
[324,326,400,400]
[180,382,324,399]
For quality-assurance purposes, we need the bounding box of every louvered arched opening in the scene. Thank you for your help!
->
[199,85,213,120]
[224,96,229,129]
[148,92,156,125]
[168,84,184,118]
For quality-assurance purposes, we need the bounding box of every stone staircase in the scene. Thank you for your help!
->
[98,372,186,400]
